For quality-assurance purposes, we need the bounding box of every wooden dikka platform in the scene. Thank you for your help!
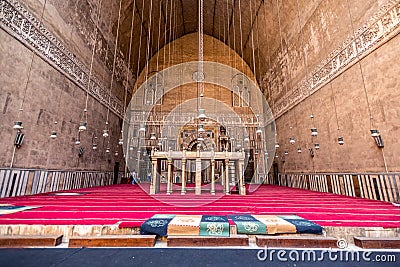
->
[0,235,63,247]
[68,235,156,248]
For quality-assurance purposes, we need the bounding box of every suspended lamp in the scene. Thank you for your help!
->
[244,136,250,142]
[79,121,87,131]
[50,131,57,139]
[150,133,157,140]
[75,139,81,145]
[297,147,302,153]
[92,136,97,150]
[198,124,205,133]
[118,138,123,145]
[102,129,109,137]
[314,143,320,150]
[370,129,379,137]
[289,137,295,144]
[198,109,207,121]
[256,126,262,134]
[370,130,384,148]
[284,151,289,155]
[139,123,146,132]
[13,121,23,130]
[105,148,110,153]
[114,151,118,156]
[311,128,318,136]
[275,142,280,148]
[338,137,344,145]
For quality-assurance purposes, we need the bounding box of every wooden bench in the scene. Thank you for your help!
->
[256,236,338,248]
[68,235,156,248]
[0,235,63,247]
[167,235,249,247]
[354,237,400,249]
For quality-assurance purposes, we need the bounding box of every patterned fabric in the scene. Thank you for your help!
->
[151,214,176,219]
[228,214,267,235]
[167,215,202,236]
[139,214,323,236]
[0,206,40,215]
[140,217,174,236]
[200,215,230,237]
[279,215,323,234]
[253,215,297,234]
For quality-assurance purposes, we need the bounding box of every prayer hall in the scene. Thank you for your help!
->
[0,0,399,263]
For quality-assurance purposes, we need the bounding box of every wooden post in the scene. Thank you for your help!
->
[211,159,215,195]
[239,159,246,195]
[195,158,202,195]
[167,159,172,194]
[225,159,230,195]
[181,159,186,195]
[150,159,158,194]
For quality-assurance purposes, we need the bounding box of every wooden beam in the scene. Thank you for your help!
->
[354,237,400,249]
[167,235,249,247]
[256,236,338,248]
[68,235,156,248]
[0,235,63,247]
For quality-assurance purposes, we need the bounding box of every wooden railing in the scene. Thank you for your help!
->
[270,173,400,203]
[0,168,124,198]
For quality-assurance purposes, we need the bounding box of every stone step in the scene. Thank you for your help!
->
[167,235,249,247]
[256,235,338,248]
[68,235,156,248]
[0,235,63,247]
[354,237,400,249]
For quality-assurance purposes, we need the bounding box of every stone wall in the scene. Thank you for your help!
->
[261,0,400,173]
[0,0,131,171]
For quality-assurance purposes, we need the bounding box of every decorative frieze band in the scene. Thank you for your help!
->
[271,0,400,119]
[0,0,126,118]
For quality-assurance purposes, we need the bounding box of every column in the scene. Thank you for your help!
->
[238,159,246,195]
[195,158,202,195]
[221,162,224,186]
[181,159,186,195]
[150,159,158,194]
[211,159,215,195]
[167,159,172,194]
[225,159,230,195]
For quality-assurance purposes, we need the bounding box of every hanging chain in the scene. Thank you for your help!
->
[198,0,204,98]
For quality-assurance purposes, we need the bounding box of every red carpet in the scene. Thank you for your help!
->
[0,184,398,228]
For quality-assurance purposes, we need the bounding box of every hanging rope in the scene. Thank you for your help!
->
[80,0,104,129]
[123,0,137,114]
[156,0,163,142]
[104,0,123,154]
[198,0,204,100]
[106,0,123,125]
[231,0,237,71]
[18,0,48,118]
[121,0,137,162]
[344,0,387,172]
[145,0,154,83]
[249,0,257,86]
[294,0,317,132]
[135,0,145,94]
[344,0,374,130]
